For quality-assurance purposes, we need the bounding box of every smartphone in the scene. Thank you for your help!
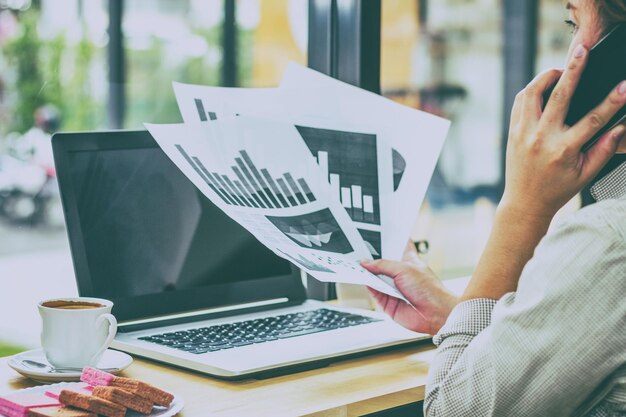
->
[543,23,626,151]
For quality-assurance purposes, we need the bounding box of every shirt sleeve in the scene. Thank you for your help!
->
[424,200,626,417]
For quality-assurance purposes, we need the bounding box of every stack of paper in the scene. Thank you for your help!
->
[145,63,449,302]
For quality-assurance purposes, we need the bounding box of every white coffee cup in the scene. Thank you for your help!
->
[38,297,117,368]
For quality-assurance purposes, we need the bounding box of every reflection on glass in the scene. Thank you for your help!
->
[381,0,503,277]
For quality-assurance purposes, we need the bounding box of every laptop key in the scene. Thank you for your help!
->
[276,328,326,339]
[231,341,253,347]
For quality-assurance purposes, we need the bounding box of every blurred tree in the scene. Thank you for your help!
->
[63,34,102,130]
[126,27,221,128]
[4,11,46,134]
[42,33,65,117]
[3,10,104,135]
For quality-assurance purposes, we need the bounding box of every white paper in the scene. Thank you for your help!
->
[280,63,450,260]
[173,82,397,262]
[144,119,409,302]
[173,66,449,261]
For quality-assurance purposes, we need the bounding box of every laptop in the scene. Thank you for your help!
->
[52,129,429,379]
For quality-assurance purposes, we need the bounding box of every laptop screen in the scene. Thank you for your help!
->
[53,131,304,322]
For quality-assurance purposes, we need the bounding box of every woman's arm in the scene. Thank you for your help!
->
[463,44,626,301]
[425,204,626,416]
[362,45,626,333]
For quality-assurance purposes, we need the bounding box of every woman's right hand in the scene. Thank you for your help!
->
[501,44,626,221]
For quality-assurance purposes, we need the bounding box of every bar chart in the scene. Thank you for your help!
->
[194,98,217,122]
[175,145,317,209]
[295,126,380,225]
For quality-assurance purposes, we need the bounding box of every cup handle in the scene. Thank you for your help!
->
[89,313,117,366]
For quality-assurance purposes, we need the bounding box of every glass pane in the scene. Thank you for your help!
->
[381,0,503,277]
[537,0,570,71]
[0,0,109,353]
[124,0,224,128]
[0,0,308,351]
[123,0,308,128]
[0,0,107,229]
[238,0,308,87]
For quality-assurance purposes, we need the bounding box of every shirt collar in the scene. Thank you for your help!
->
[590,161,626,201]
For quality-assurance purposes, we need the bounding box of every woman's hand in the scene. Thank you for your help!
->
[503,44,626,220]
[361,241,459,335]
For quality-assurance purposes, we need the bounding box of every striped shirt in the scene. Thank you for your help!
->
[425,162,626,417]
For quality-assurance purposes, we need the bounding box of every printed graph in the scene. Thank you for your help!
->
[266,208,354,254]
[392,149,406,191]
[277,250,335,273]
[194,98,217,122]
[175,145,316,209]
[358,229,382,259]
[295,126,380,225]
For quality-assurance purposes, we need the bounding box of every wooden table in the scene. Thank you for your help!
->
[0,343,436,417]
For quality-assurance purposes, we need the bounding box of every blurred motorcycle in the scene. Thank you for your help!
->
[0,153,62,226]
[0,105,64,227]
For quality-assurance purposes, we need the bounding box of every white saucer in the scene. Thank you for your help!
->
[7,349,133,383]
[0,382,184,417]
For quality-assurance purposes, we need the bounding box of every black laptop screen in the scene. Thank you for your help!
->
[66,146,292,301]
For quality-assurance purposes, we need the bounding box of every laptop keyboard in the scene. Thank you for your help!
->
[138,308,381,354]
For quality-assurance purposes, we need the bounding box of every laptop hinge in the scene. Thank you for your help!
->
[117,298,303,333]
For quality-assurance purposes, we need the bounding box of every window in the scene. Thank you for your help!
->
[0,0,307,350]
[381,0,503,277]
[123,0,307,127]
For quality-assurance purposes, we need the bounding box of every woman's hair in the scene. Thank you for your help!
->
[596,0,626,25]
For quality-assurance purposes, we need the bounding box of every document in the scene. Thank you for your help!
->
[145,118,409,302]
[173,65,449,261]
[280,63,450,260]
[158,64,449,303]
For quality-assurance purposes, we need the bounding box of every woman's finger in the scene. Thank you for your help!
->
[509,89,525,130]
[520,68,564,126]
[580,124,625,182]
[361,259,407,278]
[367,287,396,315]
[567,80,626,148]
[542,45,588,124]
[367,287,387,305]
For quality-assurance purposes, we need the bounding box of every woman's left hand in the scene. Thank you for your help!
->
[362,241,459,335]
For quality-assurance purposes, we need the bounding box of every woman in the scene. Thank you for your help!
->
[362,0,626,416]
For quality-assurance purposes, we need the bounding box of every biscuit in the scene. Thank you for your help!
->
[92,386,153,414]
[27,405,96,417]
[79,368,115,387]
[58,391,125,417]
[45,384,93,400]
[80,367,174,408]
[0,392,61,417]
[111,377,174,407]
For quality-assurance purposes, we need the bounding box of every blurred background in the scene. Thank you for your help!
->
[0,0,575,354]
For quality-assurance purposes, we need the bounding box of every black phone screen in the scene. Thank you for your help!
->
[543,23,626,151]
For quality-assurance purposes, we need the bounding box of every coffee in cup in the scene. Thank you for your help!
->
[38,297,117,368]
[41,300,105,310]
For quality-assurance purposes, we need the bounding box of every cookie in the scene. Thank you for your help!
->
[92,386,153,414]
[111,377,174,407]
[45,384,93,400]
[58,391,125,417]
[80,368,115,387]
[27,405,96,417]
[0,392,61,417]
[80,367,174,408]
